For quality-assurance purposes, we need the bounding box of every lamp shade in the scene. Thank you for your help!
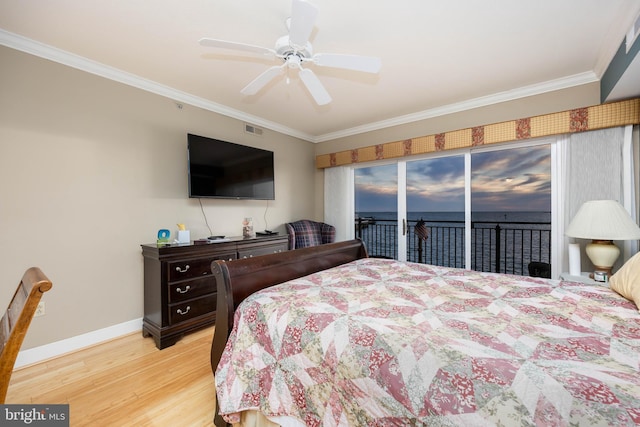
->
[566,200,640,240]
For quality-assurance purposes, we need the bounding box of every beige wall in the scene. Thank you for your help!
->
[0,46,316,349]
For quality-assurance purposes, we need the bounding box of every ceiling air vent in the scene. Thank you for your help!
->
[244,123,263,136]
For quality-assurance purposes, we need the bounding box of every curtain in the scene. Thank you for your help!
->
[562,125,637,273]
[552,135,569,279]
[324,166,354,242]
[622,125,639,259]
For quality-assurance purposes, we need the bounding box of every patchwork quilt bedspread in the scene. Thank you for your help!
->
[215,258,640,426]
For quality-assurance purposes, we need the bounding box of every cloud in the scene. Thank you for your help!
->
[356,144,551,213]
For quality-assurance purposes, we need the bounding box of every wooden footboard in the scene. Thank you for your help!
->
[210,239,368,426]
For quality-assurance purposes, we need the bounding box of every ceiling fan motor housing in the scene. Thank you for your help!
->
[275,35,312,64]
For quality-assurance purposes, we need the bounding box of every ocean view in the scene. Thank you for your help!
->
[355,211,552,276]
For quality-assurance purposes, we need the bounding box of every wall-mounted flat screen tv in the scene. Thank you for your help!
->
[187,133,275,200]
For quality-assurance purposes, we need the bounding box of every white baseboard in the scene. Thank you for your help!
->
[15,318,143,369]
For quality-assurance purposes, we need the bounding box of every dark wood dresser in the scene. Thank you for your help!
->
[141,235,288,349]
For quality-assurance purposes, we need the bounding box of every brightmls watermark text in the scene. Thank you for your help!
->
[1,405,69,426]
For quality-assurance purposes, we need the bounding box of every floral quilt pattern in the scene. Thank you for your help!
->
[215,258,640,426]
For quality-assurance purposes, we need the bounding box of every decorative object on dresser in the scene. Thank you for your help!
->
[242,217,254,238]
[141,234,288,349]
[176,223,190,244]
[565,199,640,278]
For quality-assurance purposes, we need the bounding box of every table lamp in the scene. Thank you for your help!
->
[565,200,640,277]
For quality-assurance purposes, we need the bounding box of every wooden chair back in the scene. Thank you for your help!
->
[0,267,52,403]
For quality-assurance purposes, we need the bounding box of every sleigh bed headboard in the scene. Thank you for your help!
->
[210,239,368,372]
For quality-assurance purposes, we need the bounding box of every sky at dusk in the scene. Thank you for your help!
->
[355,145,551,212]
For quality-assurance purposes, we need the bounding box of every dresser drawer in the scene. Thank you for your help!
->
[142,236,288,349]
[169,294,216,325]
[168,277,215,303]
[168,252,236,282]
[238,242,288,259]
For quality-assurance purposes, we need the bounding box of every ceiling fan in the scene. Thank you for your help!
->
[199,0,381,106]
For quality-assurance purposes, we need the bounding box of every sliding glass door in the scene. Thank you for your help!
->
[471,144,551,275]
[406,156,465,266]
[355,164,400,259]
[354,157,466,264]
[354,141,552,275]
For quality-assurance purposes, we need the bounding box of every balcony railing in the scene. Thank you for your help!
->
[355,217,551,276]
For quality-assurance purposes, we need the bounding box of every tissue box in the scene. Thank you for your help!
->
[177,230,190,243]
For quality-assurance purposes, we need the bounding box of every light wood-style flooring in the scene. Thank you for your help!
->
[5,326,217,426]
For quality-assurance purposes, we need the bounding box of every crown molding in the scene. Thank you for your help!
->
[312,71,599,143]
[1,29,599,144]
[0,29,316,142]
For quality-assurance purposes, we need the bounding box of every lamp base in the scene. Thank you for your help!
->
[585,239,618,277]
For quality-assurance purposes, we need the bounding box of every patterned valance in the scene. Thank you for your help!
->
[316,98,640,169]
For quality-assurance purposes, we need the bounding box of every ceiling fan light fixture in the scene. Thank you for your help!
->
[285,54,302,68]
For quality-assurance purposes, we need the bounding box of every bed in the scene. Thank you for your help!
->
[210,239,640,426]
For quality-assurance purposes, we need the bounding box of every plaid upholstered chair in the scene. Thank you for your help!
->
[285,220,336,250]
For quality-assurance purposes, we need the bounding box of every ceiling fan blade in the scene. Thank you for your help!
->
[299,68,331,105]
[240,65,285,96]
[289,0,318,48]
[312,53,382,73]
[199,38,276,57]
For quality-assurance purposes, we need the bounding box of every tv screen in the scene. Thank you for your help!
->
[187,133,275,200]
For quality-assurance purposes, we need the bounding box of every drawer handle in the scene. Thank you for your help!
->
[176,306,191,315]
[175,265,190,273]
[176,285,191,294]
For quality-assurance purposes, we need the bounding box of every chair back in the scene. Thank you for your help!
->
[528,261,551,278]
[285,220,336,250]
[0,267,52,403]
